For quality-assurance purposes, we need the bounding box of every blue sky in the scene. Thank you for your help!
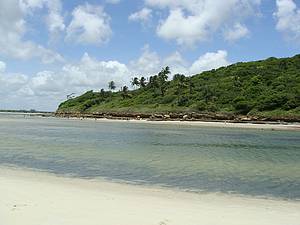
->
[0,0,299,110]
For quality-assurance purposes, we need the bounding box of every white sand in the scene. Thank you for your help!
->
[1,168,300,225]
[65,117,300,131]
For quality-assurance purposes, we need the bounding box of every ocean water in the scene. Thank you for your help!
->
[0,113,299,200]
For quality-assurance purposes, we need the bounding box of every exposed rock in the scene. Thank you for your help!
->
[164,115,171,120]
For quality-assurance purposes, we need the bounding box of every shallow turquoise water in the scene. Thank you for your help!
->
[0,113,299,199]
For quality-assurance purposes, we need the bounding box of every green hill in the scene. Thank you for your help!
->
[57,54,300,121]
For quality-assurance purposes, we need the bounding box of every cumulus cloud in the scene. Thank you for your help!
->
[144,0,260,46]
[0,66,29,103]
[0,61,6,73]
[163,51,188,75]
[0,0,64,63]
[274,0,300,42]
[66,3,112,45]
[62,53,129,89]
[224,23,249,42]
[0,48,231,111]
[129,46,188,76]
[129,8,152,24]
[190,50,230,74]
[0,54,130,110]
[129,45,161,75]
[20,0,65,39]
[45,0,66,41]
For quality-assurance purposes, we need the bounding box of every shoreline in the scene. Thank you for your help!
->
[1,112,300,130]
[59,117,300,131]
[1,167,300,225]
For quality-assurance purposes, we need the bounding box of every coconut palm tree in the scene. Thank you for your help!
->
[131,77,140,89]
[140,77,146,88]
[158,66,170,83]
[158,66,171,96]
[121,85,129,99]
[108,81,116,91]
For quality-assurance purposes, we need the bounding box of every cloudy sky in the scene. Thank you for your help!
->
[0,0,299,111]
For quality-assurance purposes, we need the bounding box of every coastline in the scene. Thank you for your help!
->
[1,167,300,225]
[1,112,299,130]
[60,117,300,131]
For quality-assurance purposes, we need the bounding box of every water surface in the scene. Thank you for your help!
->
[0,113,299,200]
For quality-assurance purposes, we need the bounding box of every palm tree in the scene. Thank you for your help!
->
[100,88,106,98]
[158,66,171,96]
[148,75,157,88]
[121,85,129,99]
[173,74,185,82]
[148,76,154,87]
[67,93,75,100]
[131,77,140,89]
[158,66,170,83]
[140,77,146,88]
[108,81,116,91]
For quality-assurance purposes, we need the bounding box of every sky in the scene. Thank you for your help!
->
[0,0,299,111]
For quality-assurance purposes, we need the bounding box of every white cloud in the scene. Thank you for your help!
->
[62,53,130,88]
[20,0,65,39]
[163,51,188,75]
[0,0,64,63]
[129,46,229,76]
[145,0,260,46]
[224,23,249,42]
[274,0,300,42]
[129,45,161,76]
[0,61,6,73]
[66,3,112,45]
[0,72,28,98]
[129,8,152,23]
[190,50,230,74]
[45,0,65,40]
[0,48,231,111]
[0,53,131,110]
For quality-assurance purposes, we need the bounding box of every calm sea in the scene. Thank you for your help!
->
[0,113,299,200]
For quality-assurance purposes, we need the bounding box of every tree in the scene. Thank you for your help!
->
[158,66,171,96]
[140,77,146,88]
[188,77,195,96]
[131,77,140,89]
[158,66,170,83]
[173,74,185,82]
[67,93,75,100]
[99,88,106,98]
[174,74,188,104]
[121,86,129,99]
[108,81,116,91]
[148,75,159,88]
[203,85,214,103]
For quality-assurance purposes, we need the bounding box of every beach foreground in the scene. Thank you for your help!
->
[0,168,300,225]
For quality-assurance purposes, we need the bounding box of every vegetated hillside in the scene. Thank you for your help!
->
[57,54,300,120]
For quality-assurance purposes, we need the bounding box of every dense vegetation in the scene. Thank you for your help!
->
[57,54,300,119]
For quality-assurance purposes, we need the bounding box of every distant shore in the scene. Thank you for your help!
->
[1,167,300,225]
[1,111,299,130]
[56,111,300,123]
[59,116,300,131]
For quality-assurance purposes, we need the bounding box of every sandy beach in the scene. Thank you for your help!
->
[1,167,300,225]
[65,117,300,131]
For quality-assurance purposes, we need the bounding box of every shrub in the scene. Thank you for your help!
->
[195,101,207,111]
